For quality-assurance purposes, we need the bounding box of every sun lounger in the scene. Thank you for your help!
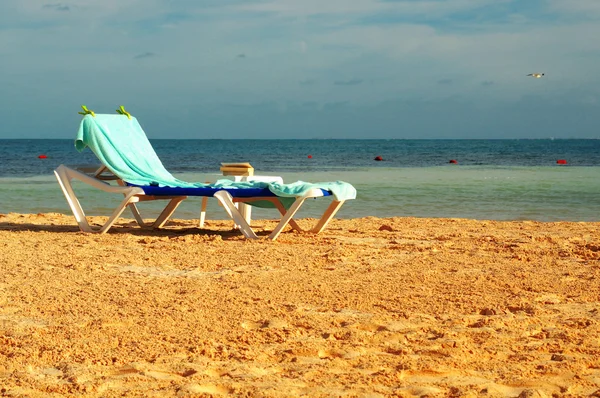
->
[54,108,356,240]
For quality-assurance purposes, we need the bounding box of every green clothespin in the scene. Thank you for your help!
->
[116,105,131,119]
[78,105,95,117]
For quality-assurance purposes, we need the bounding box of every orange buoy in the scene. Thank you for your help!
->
[449,159,457,164]
[38,155,47,159]
[307,155,312,159]
[374,156,383,161]
[556,159,567,165]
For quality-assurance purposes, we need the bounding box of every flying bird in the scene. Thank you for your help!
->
[527,73,545,78]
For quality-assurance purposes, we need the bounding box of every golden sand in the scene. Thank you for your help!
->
[1,212,600,397]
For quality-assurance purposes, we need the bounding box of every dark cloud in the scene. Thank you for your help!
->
[334,78,363,86]
[43,3,70,11]
[299,79,316,86]
[237,53,246,58]
[481,80,494,86]
[133,52,156,59]
[437,79,453,85]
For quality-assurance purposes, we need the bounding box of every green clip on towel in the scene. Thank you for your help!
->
[116,105,131,119]
[77,105,95,117]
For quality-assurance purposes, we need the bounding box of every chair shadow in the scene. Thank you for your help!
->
[0,221,272,239]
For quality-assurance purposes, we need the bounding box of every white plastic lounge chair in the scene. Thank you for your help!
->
[54,107,356,240]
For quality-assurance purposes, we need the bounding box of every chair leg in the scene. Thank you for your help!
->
[199,197,209,227]
[96,195,141,234]
[55,166,137,233]
[311,200,344,234]
[54,165,185,234]
[127,203,149,227]
[118,180,152,228]
[126,197,186,229]
[268,197,308,240]
[213,191,258,239]
[54,167,94,232]
[153,197,187,228]
[199,181,213,228]
[268,199,346,240]
[270,199,304,232]
[230,195,346,240]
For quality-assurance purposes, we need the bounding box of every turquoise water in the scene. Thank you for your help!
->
[1,138,599,221]
[2,165,599,222]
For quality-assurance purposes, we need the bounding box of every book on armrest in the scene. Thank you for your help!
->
[220,162,254,176]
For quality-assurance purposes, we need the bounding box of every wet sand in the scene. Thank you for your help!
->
[1,212,599,397]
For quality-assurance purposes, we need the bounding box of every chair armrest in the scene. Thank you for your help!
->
[55,165,145,195]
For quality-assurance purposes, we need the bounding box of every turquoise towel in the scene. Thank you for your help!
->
[75,115,357,204]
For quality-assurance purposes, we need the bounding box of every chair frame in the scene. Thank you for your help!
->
[54,164,345,240]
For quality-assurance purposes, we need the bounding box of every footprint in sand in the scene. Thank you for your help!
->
[114,363,187,381]
[241,318,289,330]
[317,348,363,360]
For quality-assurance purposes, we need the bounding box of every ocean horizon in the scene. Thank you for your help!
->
[1,138,599,223]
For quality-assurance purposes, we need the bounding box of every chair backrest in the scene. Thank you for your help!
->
[75,114,189,187]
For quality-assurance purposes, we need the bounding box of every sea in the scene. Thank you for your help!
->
[1,139,600,222]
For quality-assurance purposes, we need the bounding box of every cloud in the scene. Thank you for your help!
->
[232,0,391,17]
[231,0,516,20]
[299,79,316,86]
[334,78,363,86]
[43,3,70,11]
[299,41,307,53]
[133,52,156,59]
[547,0,600,17]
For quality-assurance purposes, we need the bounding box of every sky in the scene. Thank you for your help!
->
[0,0,599,139]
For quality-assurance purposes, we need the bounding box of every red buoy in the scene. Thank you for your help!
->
[374,156,383,161]
[449,159,457,164]
[556,159,567,165]
[307,155,312,159]
[38,155,47,159]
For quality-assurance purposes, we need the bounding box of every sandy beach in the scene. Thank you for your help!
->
[1,212,599,397]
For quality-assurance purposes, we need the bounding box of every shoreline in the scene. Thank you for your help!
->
[5,165,600,224]
[1,213,600,396]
